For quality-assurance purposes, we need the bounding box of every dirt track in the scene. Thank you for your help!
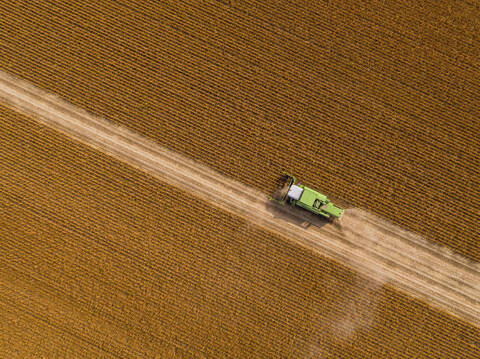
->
[1,71,478,326]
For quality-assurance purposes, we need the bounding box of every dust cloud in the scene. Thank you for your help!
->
[301,275,386,359]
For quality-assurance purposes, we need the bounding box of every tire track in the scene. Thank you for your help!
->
[0,70,478,326]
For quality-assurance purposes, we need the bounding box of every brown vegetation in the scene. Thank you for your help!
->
[1,105,479,357]
[0,0,478,261]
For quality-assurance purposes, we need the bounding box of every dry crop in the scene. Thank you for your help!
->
[1,105,479,357]
[0,0,478,261]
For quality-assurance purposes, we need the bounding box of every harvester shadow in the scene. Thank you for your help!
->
[265,201,329,230]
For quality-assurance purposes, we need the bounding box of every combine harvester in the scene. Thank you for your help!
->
[271,174,343,223]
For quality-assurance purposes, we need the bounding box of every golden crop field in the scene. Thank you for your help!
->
[1,105,479,357]
[0,0,478,261]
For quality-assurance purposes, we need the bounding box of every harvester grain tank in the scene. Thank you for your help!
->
[271,174,343,221]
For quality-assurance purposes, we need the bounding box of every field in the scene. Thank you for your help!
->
[0,1,479,357]
[1,104,479,357]
[0,0,479,262]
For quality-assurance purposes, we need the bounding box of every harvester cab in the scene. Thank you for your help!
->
[271,174,343,221]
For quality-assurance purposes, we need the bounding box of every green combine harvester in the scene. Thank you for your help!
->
[271,174,343,222]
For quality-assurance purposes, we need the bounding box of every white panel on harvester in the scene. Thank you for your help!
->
[287,185,303,201]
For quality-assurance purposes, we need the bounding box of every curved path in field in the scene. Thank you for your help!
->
[0,70,478,326]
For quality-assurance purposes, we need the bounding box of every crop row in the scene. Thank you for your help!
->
[40,0,480,163]
[2,106,479,357]
[36,0,480,136]
[226,0,480,69]
[0,287,118,358]
[140,0,479,119]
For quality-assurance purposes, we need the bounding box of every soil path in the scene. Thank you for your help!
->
[0,70,478,326]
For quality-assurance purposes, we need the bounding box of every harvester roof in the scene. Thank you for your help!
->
[287,184,303,200]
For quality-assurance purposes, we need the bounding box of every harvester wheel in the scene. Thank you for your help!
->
[272,174,294,202]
